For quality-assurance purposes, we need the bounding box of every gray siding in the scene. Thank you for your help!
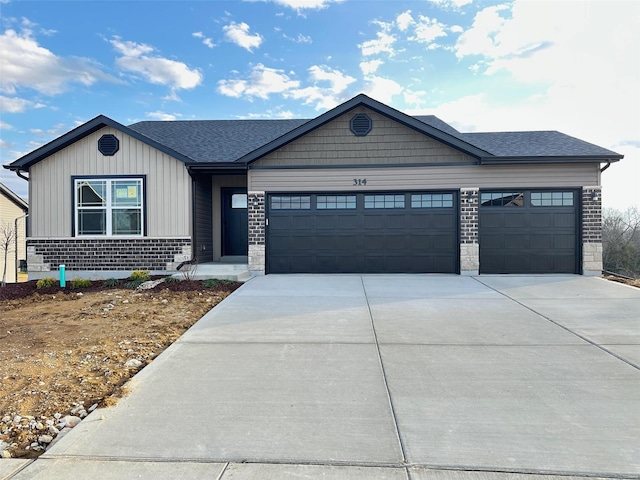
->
[252,106,476,167]
[193,175,213,263]
[248,163,600,192]
[29,127,191,238]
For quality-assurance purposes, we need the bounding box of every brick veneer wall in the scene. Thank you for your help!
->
[459,188,479,274]
[460,188,479,244]
[27,237,191,272]
[581,186,603,274]
[248,191,266,272]
[582,187,602,243]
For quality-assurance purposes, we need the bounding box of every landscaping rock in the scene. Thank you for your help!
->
[124,359,143,368]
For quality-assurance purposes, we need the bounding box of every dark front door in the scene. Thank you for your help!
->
[222,188,248,256]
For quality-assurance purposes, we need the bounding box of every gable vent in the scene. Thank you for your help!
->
[98,134,119,156]
[350,114,372,136]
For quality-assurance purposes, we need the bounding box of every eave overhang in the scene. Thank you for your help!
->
[479,154,624,165]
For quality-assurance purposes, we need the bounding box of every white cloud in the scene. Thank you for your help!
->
[427,0,473,9]
[359,31,397,56]
[286,65,355,110]
[362,76,403,104]
[223,22,263,52]
[192,31,216,49]
[0,121,14,130]
[0,95,45,113]
[110,37,202,92]
[359,59,384,75]
[283,33,312,44]
[267,0,343,11]
[146,111,181,121]
[0,139,12,149]
[410,15,447,44]
[217,63,300,99]
[241,109,296,119]
[403,89,428,107]
[0,27,115,96]
[396,10,414,31]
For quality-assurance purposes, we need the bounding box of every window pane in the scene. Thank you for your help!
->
[231,194,247,209]
[531,191,574,207]
[112,209,142,235]
[78,209,106,235]
[316,195,356,209]
[78,181,106,207]
[412,193,454,208]
[481,192,523,207]
[270,195,310,210]
[112,180,141,207]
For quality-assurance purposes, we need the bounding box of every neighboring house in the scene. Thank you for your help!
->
[3,94,623,279]
[0,182,28,283]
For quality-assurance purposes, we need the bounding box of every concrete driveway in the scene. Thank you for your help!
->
[5,275,640,480]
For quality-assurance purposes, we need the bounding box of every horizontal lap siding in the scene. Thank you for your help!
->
[29,127,191,238]
[249,164,600,192]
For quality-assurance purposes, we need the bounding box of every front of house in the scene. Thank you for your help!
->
[4,94,622,279]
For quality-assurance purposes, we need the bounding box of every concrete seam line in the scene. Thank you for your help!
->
[471,277,640,372]
[5,458,36,479]
[360,275,408,465]
[215,462,230,480]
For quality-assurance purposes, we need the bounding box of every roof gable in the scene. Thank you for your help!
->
[4,115,194,172]
[240,94,492,164]
[0,182,28,211]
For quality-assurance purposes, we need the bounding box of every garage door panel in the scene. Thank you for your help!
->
[479,190,578,274]
[503,214,527,228]
[267,192,458,274]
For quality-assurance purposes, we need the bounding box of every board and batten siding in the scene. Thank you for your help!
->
[252,106,477,167]
[248,163,600,192]
[29,127,191,238]
[0,192,27,283]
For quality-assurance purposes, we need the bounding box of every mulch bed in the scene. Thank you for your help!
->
[0,276,241,302]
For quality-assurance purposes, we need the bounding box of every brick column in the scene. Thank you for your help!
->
[248,191,266,274]
[460,188,479,275]
[582,186,603,275]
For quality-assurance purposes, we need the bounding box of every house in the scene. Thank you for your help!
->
[0,182,28,283]
[3,94,622,279]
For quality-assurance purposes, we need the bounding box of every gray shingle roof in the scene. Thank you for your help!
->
[128,119,309,163]
[460,131,621,157]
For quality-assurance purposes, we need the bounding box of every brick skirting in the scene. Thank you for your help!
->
[27,237,191,272]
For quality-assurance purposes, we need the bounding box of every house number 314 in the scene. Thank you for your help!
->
[353,178,367,186]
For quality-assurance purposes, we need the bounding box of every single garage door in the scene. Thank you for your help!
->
[267,192,458,274]
[479,190,579,274]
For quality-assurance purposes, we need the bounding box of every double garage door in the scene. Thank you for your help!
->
[267,192,458,274]
[265,189,579,274]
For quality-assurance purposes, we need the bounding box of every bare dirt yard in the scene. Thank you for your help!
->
[0,277,240,459]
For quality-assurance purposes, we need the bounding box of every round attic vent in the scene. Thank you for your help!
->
[350,114,372,136]
[98,134,119,156]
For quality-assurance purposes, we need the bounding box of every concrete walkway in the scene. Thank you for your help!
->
[5,275,640,479]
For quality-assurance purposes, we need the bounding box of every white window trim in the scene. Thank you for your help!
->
[74,177,144,237]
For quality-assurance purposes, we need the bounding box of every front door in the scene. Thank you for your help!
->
[222,188,248,256]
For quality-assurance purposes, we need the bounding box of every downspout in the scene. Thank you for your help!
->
[14,213,28,283]
[16,169,29,182]
[600,160,611,173]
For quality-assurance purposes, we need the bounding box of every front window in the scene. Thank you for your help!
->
[75,178,144,236]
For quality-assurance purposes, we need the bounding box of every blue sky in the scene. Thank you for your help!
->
[1,0,638,210]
